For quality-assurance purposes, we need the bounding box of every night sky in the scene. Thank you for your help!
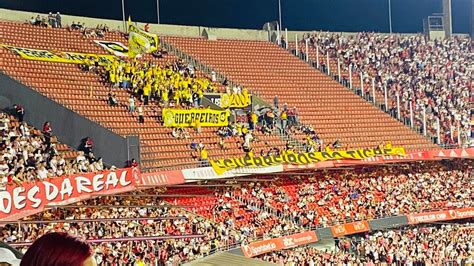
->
[1,0,471,33]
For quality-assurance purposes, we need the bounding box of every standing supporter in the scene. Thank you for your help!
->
[293,107,299,125]
[280,110,287,133]
[199,146,209,166]
[128,95,136,113]
[55,12,61,28]
[128,158,138,167]
[83,137,94,155]
[194,118,201,133]
[42,121,52,147]
[137,104,144,124]
[47,12,55,27]
[13,104,24,122]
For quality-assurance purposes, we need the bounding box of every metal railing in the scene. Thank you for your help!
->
[135,39,308,172]
[280,40,472,149]
[188,203,474,260]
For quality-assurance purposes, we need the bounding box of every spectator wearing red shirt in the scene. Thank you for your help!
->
[42,121,52,147]
[42,121,52,136]
[129,158,138,167]
[84,137,94,155]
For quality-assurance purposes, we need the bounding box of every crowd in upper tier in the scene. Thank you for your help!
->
[303,33,471,146]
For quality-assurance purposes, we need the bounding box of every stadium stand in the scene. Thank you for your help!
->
[289,33,472,147]
[0,9,472,266]
[161,36,439,151]
[257,223,473,265]
[1,159,471,264]
[0,21,287,171]
[0,111,94,188]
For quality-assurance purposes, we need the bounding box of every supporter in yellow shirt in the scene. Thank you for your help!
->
[124,63,131,75]
[162,89,169,106]
[250,112,258,130]
[200,147,208,160]
[199,146,208,166]
[236,123,243,136]
[280,111,288,132]
[197,88,203,106]
[194,118,201,133]
[143,82,151,105]
[174,90,180,106]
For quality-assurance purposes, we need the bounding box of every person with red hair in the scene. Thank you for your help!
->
[20,232,96,266]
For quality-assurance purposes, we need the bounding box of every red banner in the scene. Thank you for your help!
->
[137,170,185,187]
[330,220,370,237]
[241,231,318,257]
[0,168,137,221]
[407,207,474,224]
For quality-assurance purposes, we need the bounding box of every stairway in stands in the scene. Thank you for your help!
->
[288,40,388,110]
[162,37,438,151]
[0,21,287,171]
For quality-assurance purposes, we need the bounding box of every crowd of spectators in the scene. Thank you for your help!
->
[1,159,472,264]
[93,58,217,110]
[27,12,61,28]
[0,111,104,189]
[258,223,473,265]
[1,193,243,265]
[26,12,110,38]
[237,160,472,228]
[69,22,109,38]
[301,33,472,147]
[88,56,300,159]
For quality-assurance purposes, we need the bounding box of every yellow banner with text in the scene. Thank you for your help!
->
[162,108,229,128]
[1,45,116,65]
[210,145,406,175]
[221,91,251,108]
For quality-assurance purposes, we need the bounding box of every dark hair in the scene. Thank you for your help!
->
[21,232,92,266]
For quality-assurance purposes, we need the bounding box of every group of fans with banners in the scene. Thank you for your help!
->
[0,18,472,266]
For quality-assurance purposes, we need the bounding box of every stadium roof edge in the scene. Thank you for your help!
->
[1,8,468,41]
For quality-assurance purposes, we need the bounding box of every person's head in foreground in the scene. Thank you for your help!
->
[20,232,96,266]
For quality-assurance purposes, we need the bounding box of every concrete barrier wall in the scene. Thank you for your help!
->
[368,215,409,231]
[0,8,268,40]
[3,8,467,42]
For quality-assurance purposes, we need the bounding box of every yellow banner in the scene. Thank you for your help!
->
[210,145,406,175]
[162,108,229,127]
[1,45,116,65]
[220,91,251,108]
[127,17,158,57]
